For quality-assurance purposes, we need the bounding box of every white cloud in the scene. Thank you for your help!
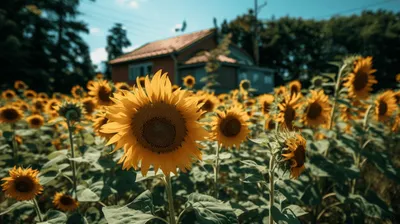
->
[115,0,139,9]
[123,45,139,53]
[90,48,108,65]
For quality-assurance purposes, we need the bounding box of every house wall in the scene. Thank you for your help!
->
[111,56,175,85]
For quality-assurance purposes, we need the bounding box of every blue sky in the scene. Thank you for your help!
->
[79,0,400,65]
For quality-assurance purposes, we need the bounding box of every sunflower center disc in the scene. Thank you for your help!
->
[291,86,299,95]
[143,117,176,149]
[60,195,74,205]
[379,101,388,115]
[6,93,13,98]
[314,78,323,87]
[98,87,111,103]
[202,100,213,112]
[294,145,306,167]
[15,177,34,193]
[84,101,95,114]
[263,102,270,113]
[284,106,296,128]
[31,118,41,126]
[220,117,242,137]
[4,109,19,121]
[186,78,194,85]
[353,71,369,91]
[307,102,322,119]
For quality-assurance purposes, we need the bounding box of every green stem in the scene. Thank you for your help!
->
[32,198,43,222]
[12,131,18,165]
[214,144,220,198]
[268,154,276,224]
[67,119,78,200]
[328,64,347,131]
[165,175,176,224]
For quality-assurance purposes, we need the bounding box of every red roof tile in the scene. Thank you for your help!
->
[110,29,215,64]
[184,52,237,65]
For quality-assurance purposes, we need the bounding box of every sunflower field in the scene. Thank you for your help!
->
[0,56,400,224]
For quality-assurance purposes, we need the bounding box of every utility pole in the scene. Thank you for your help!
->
[253,0,267,66]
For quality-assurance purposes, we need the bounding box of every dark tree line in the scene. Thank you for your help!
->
[220,10,400,90]
[0,0,95,93]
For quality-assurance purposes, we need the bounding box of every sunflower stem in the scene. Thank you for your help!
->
[67,119,78,200]
[214,143,220,198]
[165,175,176,224]
[326,63,347,156]
[268,154,276,224]
[12,130,18,165]
[32,198,43,222]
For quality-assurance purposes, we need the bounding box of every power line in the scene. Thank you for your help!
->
[80,1,170,30]
[315,0,399,19]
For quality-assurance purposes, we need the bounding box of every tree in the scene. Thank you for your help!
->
[105,23,131,79]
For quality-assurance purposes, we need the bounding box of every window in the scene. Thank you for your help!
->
[129,62,153,81]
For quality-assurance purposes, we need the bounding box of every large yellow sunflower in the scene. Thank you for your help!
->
[343,56,377,99]
[2,89,17,100]
[26,114,45,129]
[302,90,331,127]
[24,90,37,99]
[276,93,302,130]
[282,133,306,179]
[0,105,24,123]
[14,81,28,90]
[137,77,146,87]
[183,75,196,88]
[101,70,208,176]
[288,80,302,96]
[374,90,398,122]
[1,167,43,201]
[258,94,274,115]
[71,85,86,98]
[53,192,79,212]
[88,80,114,106]
[171,85,180,92]
[211,105,250,148]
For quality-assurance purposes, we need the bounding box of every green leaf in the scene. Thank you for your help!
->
[271,205,301,224]
[83,133,95,145]
[42,154,67,169]
[77,187,100,202]
[135,171,164,182]
[38,210,67,224]
[347,194,391,219]
[90,181,117,200]
[282,205,307,217]
[102,190,157,224]
[15,129,36,137]
[39,170,60,185]
[0,201,33,215]
[83,147,101,163]
[186,193,238,224]
[2,131,14,140]
[67,212,86,224]
[240,160,268,174]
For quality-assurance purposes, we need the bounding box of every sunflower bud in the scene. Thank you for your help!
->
[55,101,85,122]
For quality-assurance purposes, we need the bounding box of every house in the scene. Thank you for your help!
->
[110,28,274,94]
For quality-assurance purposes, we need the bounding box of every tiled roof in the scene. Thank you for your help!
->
[110,29,215,64]
[184,52,237,65]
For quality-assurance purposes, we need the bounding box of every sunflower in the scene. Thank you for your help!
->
[282,133,306,179]
[86,80,95,90]
[289,80,302,96]
[88,80,114,106]
[45,99,60,115]
[0,105,23,123]
[14,81,28,90]
[71,85,86,98]
[101,70,208,176]
[374,90,398,122]
[32,98,45,113]
[394,91,400,105]
[38,92,49,100]
[1,167,43,201]
[52,92,63,100]
[2,89,17,100]
[171,85,179,92]
[93,110,114,140]
[54,100,85,122]
[183,75,196,88]
[239,79,251,92]
[52,139,62,150]
[258,94,274,115]
[211,105,250,148]
[82,97,96,117]
[343,56,377,99]
[264,115,276,130]
[302,90,331,127]
[53,192,79,211]
[115,82,131,92]
[197,93,219,113]
[276,93,302,130]
[310,76,326,89]
[26,114,45,129]
[24,90,37,99]
[13,100,30,111]
[396,74,400,83]
[218,93,230,103]
[244,99,256,108]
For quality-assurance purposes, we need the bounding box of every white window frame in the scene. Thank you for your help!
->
[128,62,153,81]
